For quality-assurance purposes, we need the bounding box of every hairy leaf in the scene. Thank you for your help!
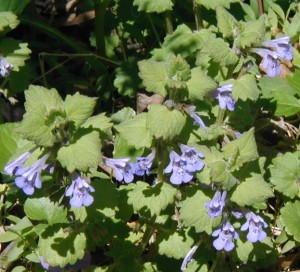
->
[280,201,300,242]
[133,0,173,13]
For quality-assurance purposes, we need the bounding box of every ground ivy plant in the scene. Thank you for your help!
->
[0,0,300,271]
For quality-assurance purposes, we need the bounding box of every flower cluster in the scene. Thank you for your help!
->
[205,190,268,251]
[164,144,205,185]
[104,150,155,183]
[5,152,50,195]
[252,36,293,77]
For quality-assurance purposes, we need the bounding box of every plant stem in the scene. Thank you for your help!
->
[193,1,203,31]
[216,109,225,127]
[257,0,264,15]
[93,0,111,56]
[165,11,173,34]
[208,254,219,272]
[138,216,156,253]
[156,140,166,182]
[147,14,162,47]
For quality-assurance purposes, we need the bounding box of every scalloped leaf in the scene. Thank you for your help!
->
[38,226,86,267]
[24,198,67,225]
[82,113,113,132]
[231,174,274,206]
[63,92,97,128]
[201,38,238,66]
[179,188,221,234]
[280,201,300,242]
[187,67,218,100]
[216,6,237,38]
[195,0,239,10]
[269,152,300,198]
[0,12,19,32]
[230,74,260,101]
[138,60,168,96]
[0,39,31,71]
[127,181,177,216]
[133,0,173,13]
[57,131,101,172]
[114,113,152,149]
[158,231,194,259]
[147,104,186,140]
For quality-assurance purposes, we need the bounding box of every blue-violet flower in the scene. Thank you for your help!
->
[0,55,13,77]
[205,191,227,218]
[216,84,235,111]
[212,221,239,252]
[131,150,155,176]
[262,36,293,61]
[4,151,31,175]
[185,105,206,129]
[164,150,193,185]
[14,153,50,195]
[65,173,95,208]
[240,212,268,242]
[105,157,134,183]
[179,144,205,172]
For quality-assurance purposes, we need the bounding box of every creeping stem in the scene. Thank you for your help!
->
[165,11,173,34]
[193,1,203,31]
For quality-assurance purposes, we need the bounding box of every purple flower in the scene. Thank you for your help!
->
[179,144,205,172]
[252,48,281,77]
[205,191,227,218]
[65,173,95,208]
[4,152,31,175]
[241,212,268,242]
[0,55,13,77]
[40,256,61,272]
[14,153,50,195]
[185,105,206,129]
[262,36,293,61]
[216,84,235,111]
[212,221,239,251]
[232,210,244,219]
[132,150,155,176]
[105,157,134,183]
[164,151,193,185]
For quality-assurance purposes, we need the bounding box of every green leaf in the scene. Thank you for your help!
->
[127,181,177,216]
[147,104,186,140]
[272,92,300,117]
[63,92,97,128]
[195,0,239,10]
[230,74,260,101]
[111,107,136,124]
[236,16,265,48]
[158,231,194,259]
[0,39,31,71]
[269,152,300,198]
[280,201,300,242]
[231,174,273,206]
[24,198,68,225]
[0,231,19,243]
[201,38,238,66]
[11,266,27,272]
[259,76,295,99]
[288,69,300,95]
[163,24,206,57]
[57,131,101,172]
[179,188,221,234]
[133,0,173,13]
[187,67,218,100]
[38,226,86,267]
[114,57,141,98]
[82,113,113,132]
[0,0,31,15]
[0,12,19,32]
[265,0,285,21]
[216,6,237,38]
[114,113,152,149]
[138,60,168,96]
[222,128,259,170]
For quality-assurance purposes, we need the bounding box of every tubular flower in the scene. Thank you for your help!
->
[131,150,155,176]
[212,221,239,252]
[164,150,193,185]
[185,105,206,129]
[14,153,50,195]
[241,212,268,242]
[179,144,205,172]
[4,152,31,175]
[65,173,95,208]
[216,84,235,111]
[105,157,134,183]
[262,36,293,61]
[205,191,227,218]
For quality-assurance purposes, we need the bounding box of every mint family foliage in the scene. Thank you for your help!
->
[0,0,300,271]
